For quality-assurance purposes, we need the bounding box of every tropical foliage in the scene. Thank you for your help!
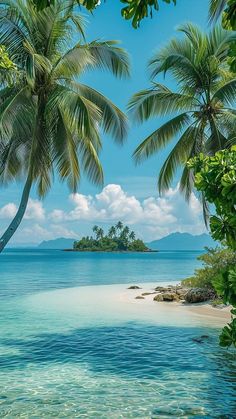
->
[189,147,236,348]
[209,0,236,72]
[188,148,236,249]
[0,0,130,252]
[129,23,236,201]
[0,45,17,84]
[73,222,149,251]
[182,247,236,290]
[32,0,177,28]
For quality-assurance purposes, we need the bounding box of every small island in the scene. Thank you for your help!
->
[69,222,155,252]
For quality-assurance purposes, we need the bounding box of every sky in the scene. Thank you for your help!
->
[0,0,210,245]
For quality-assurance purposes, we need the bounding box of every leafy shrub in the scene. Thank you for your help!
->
[182,247,236,290]
[188,147,236,348]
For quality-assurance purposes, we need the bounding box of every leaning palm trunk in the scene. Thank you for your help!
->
[0,176,32,253]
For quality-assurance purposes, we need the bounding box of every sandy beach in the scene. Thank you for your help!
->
[26,281,231,330]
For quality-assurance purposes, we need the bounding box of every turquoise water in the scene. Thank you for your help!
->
[0,250,236,417]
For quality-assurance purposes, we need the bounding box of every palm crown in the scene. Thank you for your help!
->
[129,23,236,199]
[0,0,130,251]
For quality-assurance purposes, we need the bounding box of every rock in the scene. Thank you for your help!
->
[192,335,209,344]
[153,294,164,302]
[141,292,156,296]
[135,295,145,299]
[185,288,216,304]
[128,285,142,289]
[176,288,188,299]
[162,293,179,302]
[154,286,170,292]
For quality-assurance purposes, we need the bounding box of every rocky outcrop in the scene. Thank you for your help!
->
[153,294,164,302]
[162,293,179,302]
[128,285,142,289]
[152,284,215,304]
[135,295,145,299]
[185,288,216,304]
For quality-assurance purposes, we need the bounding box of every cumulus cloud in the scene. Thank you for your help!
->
[0,203,17,219]
[1,184,206,243]
[0,199,45,221]
[49,183,206,240]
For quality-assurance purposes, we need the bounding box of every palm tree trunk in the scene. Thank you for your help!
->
[0,176,32,253]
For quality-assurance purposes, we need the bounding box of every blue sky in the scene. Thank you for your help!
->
[0,0,209,245]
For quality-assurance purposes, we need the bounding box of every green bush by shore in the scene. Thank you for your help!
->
[182,247,236,294]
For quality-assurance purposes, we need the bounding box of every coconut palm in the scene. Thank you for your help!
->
[129,230,135,241]
[108,226,116,239]
[0,0,130,252]
[92,225,99,240]
[129,23,236,201]
[115,221,124,234]
[97,227,104,240]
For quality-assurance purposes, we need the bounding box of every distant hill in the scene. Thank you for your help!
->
[147,232,216,251]
[38,238,77,249]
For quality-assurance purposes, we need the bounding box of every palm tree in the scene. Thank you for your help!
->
[129,231,135,241]
[115,221,124,235]
[108,226,116,239]
[92,225,99,240]
[129,23,236,201]
[0,0,130,252]
[97,227,104,240]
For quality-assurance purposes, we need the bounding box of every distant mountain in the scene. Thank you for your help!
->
[147,232,216,251]
[38,238,76,249]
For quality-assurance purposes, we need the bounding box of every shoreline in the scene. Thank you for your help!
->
[124,283,231,322]
[28,281,231,328]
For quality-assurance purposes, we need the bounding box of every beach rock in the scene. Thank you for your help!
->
[135,295,145,299]
[162,293,179,302]
[192,335,209,344]
[185,288,215,304]
[141,292,156,296]
[155,286,171,292]
[153,294,164,302]
[128,285,142,289]
[176,288,188,299]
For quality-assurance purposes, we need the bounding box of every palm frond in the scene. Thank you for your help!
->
[213,78,236,104]
[158,125,200,194]
[133,113,191,164]
[208,0,227,24]
[66,81,128,144]
[128,84,195,122]
[85,40,130,78]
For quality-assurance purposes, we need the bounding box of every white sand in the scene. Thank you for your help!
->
[26,281,231,330]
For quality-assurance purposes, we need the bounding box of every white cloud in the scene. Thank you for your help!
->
[1,183,206,244]
[0,199,45,221]
[25,199,45,221]
[0,203,17,219]
[48,183,206,240]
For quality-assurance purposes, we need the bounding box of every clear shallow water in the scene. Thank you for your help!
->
[0,249,236,417]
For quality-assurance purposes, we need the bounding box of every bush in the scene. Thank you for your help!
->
[188,147,236,348]
[182,247,236,290]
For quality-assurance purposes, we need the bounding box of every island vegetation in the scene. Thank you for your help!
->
[73,222,151,252]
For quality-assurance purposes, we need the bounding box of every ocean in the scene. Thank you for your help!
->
[0,249,235,417]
